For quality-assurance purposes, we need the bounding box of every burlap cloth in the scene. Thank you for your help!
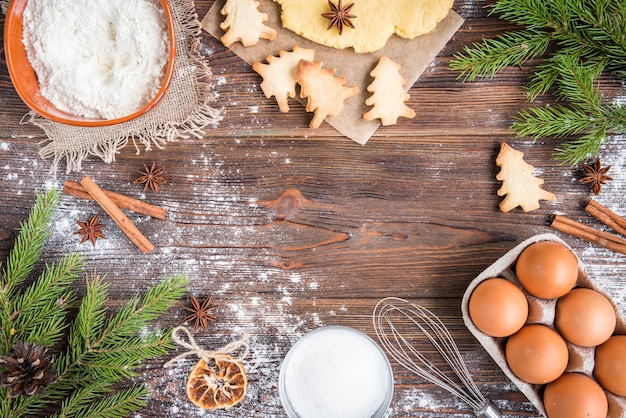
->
[1,0,222,175]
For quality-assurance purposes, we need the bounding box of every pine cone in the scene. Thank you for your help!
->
[0,341,57,398]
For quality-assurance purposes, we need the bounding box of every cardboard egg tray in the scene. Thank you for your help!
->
[461,233,626,417]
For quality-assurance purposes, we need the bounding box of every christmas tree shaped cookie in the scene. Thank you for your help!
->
[252,46,316,113]
[295,59,359,128]
[363,56,416,126]
[220,0,277,47]
[496,142,556,212]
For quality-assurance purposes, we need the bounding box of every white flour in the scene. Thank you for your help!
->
[22,0,169,119]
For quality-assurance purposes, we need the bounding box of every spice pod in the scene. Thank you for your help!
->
[461,233,626,418]
[279,325,394,418]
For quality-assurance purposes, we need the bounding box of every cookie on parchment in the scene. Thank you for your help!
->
[252,46,316,113]
[220,0,277,47]
[363,55,415,126]
[295,59,359,128]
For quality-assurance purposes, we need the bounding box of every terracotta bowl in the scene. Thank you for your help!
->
[3,0,176,127]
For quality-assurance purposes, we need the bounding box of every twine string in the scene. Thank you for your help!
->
[163,326,249,368]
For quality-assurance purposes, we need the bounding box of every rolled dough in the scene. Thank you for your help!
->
[274,0,454,53]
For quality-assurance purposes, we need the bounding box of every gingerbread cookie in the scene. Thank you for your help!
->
[295,60,359,128]
[220,0,277,47]
[496,142,556,212]
[363,56,415,126]
[252,46,316,112]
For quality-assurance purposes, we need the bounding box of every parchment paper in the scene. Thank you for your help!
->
[202,0,464,144]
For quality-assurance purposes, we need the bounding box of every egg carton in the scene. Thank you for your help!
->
[461,233,626,418]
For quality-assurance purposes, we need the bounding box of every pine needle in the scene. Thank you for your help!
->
[52,382,111,418]
[450,0,626,164]
[0,192,189,417]
[102,274,188,341]
[12,254,83,347]
[450,29,551,81]
[1,191,63,352]
[1,191,59,292]
[69,385,149,418]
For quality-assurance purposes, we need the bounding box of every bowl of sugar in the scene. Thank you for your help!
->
[4,0,176,127]
[279,326,394,418]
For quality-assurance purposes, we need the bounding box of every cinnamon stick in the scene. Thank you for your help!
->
[80,176,155,254]
[585,200,626,238]
[551,215,626,255]
[63,180,167,220]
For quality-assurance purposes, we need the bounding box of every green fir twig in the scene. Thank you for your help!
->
[0,191,188,417]
[450,0,626,164]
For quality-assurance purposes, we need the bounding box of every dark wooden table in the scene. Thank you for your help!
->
[1,1,625,417]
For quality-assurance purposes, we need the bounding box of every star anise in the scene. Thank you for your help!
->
[135,162,166,193]
[321,0,356,35]
[580,158,613,195]
[184,295,217,331]
[74,215,106,246]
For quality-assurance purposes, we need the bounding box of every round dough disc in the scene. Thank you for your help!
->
[275,0,454,53]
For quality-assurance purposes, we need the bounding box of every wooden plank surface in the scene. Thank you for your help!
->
[1,1,625,417]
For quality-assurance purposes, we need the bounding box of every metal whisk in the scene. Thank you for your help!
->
[373,297,501,418]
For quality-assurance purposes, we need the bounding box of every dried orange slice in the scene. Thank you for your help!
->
[186,355,248,409]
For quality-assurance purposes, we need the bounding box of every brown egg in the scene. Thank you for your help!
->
[515,241,578,299]
[555,288,616,347]
[594,335,626,396]
[505,324,568,384]
[469,278,528,337]
[543,372,608,418]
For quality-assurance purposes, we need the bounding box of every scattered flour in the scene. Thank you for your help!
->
[2,134,624,418]
[22,0,168,119]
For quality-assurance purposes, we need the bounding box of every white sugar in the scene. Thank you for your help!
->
[282,327,391,418]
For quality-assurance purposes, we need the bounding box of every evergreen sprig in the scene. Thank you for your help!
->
[450,0,626,164]
[0,190,79,353]
[0,190,188,417]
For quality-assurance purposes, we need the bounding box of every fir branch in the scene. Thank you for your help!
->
[524,48,597,101]
[69,385,149,418]
[450,29,551,81]
[0,393,50,418]
[513,104,600,139]
[525,58,561,101]
[47,274,187,410]
[488,0,560,29]
[552,54,604,110]
[67,333,172,382]
[1,191,59,290]
[0,192,188,417]
[52,382,111,418]
[99,274,188,341]
[60,279,107,374]
[513,102,626,163]
[97,333,173,359]
[17,317,68,355]
[77,277,109,351]
[564,0,626,71]
[553,129,607,165]
[0,191,60,351]
[450,0,626,164]
[12,253,83,348]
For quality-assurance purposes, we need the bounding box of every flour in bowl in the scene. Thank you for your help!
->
[22,0,169,120]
